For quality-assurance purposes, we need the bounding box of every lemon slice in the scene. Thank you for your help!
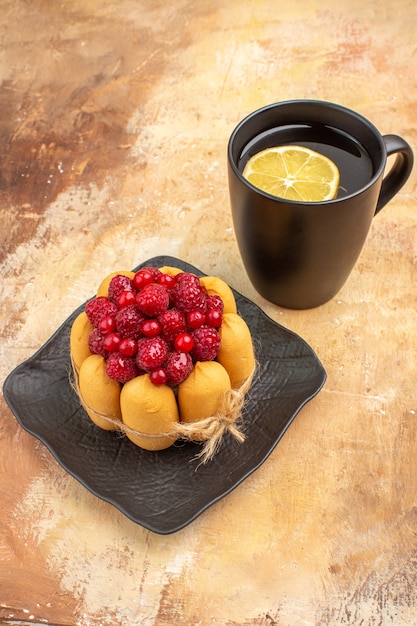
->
[242,145,340,202]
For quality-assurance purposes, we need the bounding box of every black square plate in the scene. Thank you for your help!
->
[3,256,326,534]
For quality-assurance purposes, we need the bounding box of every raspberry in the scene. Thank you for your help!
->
[170,280,207,315]
[115,305,146,340]
[206,294,224,313]
[141,266,162,281]
[106,353,139,383]
[136,337,169,371]
[108,275,134,304]
[165,351,193,385]
[88,328,107,356]
[175,272,201,286]
[85,297,118,328]
[158,309,187,343]
[136,283,169,317]
[191,326,221,361]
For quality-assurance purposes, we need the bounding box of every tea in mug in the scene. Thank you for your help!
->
[238,123,374,199]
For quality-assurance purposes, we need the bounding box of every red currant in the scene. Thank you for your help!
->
[186,310,206,329]
[133,269,154,290]
[99,315,116,335]
[150,368,168,385]
[174,332,195,353]
[103,332,122,352]
[117,290,137,308]
[119,338,138,357]
[156,273,176,289]
[141,319,162,338]
[206,309,223,328]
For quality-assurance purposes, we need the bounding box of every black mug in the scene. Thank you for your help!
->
[227,100,414,309]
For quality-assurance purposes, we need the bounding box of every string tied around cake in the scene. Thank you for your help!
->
[70,360,256,465]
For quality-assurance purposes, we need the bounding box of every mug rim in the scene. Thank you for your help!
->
[227,99,387,205]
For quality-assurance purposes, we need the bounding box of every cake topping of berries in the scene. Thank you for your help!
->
[84,267,227,385]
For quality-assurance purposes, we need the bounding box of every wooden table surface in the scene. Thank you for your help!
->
[1,1,416,624]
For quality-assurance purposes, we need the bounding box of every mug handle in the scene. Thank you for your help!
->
[375,134,414,214]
